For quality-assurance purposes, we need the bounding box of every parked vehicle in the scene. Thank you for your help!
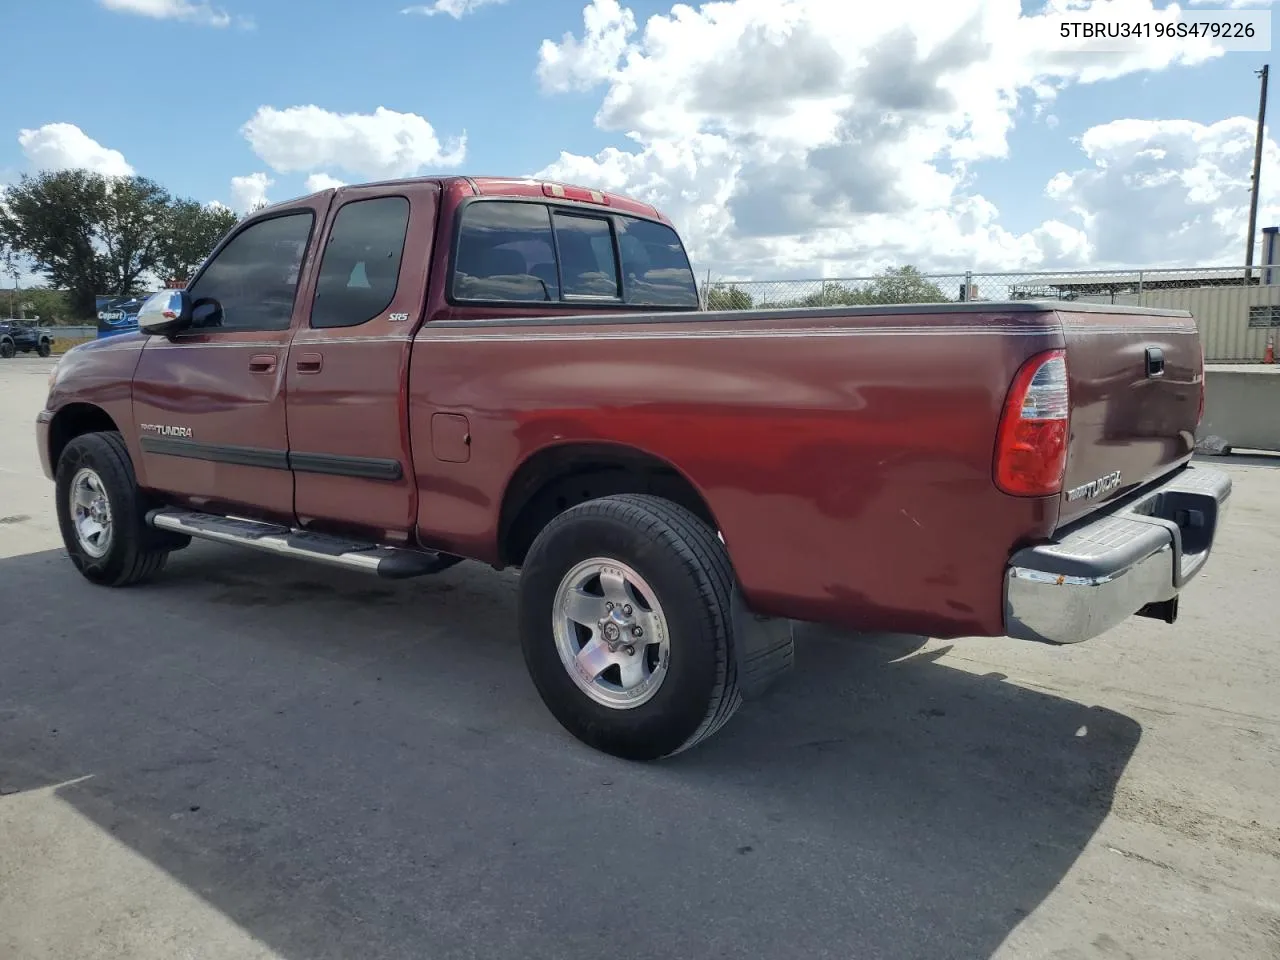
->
[1,319,54,358]
[36,175,1232,760]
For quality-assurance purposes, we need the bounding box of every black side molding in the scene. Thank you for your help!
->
[288,451,403,481]
[139,436,288,470]
[140,437,403,481]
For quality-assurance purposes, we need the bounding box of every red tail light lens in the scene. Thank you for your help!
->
[995,349,1070,497]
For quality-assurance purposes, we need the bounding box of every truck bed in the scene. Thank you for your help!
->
[406,300,1198,639]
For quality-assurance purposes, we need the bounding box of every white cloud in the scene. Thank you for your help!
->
[537,0,636,93]
[98,0,233,27]
[402,0,507,17]
[17,123,134,176]
[304,173,347,192]
[1047,117,1280,266]
[229,172,273,212]
[241,105,466,181]
[534,0,1250,276]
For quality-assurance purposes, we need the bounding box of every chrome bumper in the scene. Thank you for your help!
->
[1004,464,1232,645]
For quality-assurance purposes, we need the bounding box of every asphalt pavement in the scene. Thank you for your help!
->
[2,355,1278,960]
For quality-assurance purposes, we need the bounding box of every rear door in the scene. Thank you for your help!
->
[285,181,439,543]
[131,199,327,522]
[1057,307,1203,526]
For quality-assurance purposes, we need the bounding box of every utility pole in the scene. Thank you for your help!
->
[1245,63,1269,282]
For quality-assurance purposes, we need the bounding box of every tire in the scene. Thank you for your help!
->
[55,431,178,587]
[37,341,52,358]
[518,493,742,761]
[0,340,13,359]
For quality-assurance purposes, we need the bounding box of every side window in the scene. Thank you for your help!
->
[616,217,699,307]
[186,212,314,332]
[553,213,620,299]
[453,201,558,302]
[310,196,410,329]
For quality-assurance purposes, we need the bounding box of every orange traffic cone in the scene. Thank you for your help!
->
[1266,336,1276,364]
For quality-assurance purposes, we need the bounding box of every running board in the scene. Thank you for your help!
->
[146,508,464,579]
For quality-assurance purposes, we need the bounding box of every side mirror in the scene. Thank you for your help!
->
[137,289,192,337]
[190,296,223,328]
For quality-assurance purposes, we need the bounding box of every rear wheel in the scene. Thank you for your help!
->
[55,431,181,586]
[518,494,741,761]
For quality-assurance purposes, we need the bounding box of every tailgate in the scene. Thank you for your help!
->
[1056,307,1203,527]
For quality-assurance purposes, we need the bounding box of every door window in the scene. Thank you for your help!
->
[310,196,411,329]
[186,212,314,332]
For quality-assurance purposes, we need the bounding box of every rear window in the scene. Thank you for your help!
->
[616,217,700,307]
[554,212,620,299]
[454,202,558,302]
[451,200,697,308]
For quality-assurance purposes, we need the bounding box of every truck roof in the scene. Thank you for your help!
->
[274,175,670,225]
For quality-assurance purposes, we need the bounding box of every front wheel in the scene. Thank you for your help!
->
[37,341,52,358]
[0,340,13,359]
[518,494,742,761]
[55,431,178,586]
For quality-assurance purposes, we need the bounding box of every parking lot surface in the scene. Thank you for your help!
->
[2,354,1278,960]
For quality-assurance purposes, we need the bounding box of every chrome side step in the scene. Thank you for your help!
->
[146,508,464,579]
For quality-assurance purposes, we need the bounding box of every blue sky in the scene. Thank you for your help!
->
[0,0,610,201]
[3,0,1279,278]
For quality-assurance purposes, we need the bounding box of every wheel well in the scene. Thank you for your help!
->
[49,404,120,470]
[499,444,718,567]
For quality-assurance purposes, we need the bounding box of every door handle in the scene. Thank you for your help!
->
[295,353,323,374]
[248,354,277,374]
[1145,346,1165,378]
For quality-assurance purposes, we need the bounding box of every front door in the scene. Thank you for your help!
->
[285,182,438,544]
[131,199,328,523]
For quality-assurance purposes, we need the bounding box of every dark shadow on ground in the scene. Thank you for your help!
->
[0,543,1141,960]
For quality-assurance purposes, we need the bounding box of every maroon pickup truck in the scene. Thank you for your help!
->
[37,174,1231,760]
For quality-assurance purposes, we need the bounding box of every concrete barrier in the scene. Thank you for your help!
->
[1195,365,1280,454]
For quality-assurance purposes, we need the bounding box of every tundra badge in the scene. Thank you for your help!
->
[140,423,193,439]
[1064,470,1122,502]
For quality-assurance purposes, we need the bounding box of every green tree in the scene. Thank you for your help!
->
[0,169,174,318]
[2,287,73,323]
[705,284,754,311]
[157,200,238,285]
[859,265,949,304]
[781,267,951,308]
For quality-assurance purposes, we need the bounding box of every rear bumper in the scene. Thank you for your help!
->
[1004,464,1232,645]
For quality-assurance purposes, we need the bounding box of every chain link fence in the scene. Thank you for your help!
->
[699,266,1280,361]
[700,266,1279,309]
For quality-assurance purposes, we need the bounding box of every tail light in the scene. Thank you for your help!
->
[994,349,1070,497]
